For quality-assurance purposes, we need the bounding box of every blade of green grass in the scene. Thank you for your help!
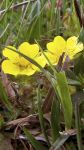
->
[0,78,13,113]
[35,40,57,74]
[56,71,73,129]
[15,1,30,45]
[49,134,70,150]
[37,86,51,147]
[0,0,14,21]
[23,127,48,150]
[51,97,60,142]
[75,103,83,150]
[27,1,46,41]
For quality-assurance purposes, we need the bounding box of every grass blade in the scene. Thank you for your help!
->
[50,134,70,150]
[51,97,60,142]
[23,127,48,150]
[37,86,51,147]
[0,78,13,113]
[75,103,83,150]
[56,71,73,129]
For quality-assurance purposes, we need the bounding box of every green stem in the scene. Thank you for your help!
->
[75,103,83,150]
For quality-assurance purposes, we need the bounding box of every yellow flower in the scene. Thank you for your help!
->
[2,42,46,76]
[46,36,83,65]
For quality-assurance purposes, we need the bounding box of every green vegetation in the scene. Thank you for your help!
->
[0,0,84,150]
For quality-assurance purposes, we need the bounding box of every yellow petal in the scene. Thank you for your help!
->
[19,42,39,58]
[47,36,66,59]
[54,36,66,51]
[19,68,36,76]
[43,51,58,65]
[47,42,56,53]
[32,55,47,71]
[66,36,78,50]
[2,60,20,75]
[66,36,83,59]
[3,46,19,60]
[17,56,29,67]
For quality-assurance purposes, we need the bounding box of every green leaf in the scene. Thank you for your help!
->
[74,53,84,75]
[23,128,48,150]
[51,97,60,142]
[37,86,50,147]
[78,27,84,43]
[75,103,83,150]
[0,79,13,113]
[49,134,70,150]
[56,71,73,129]
[36,41,57,74]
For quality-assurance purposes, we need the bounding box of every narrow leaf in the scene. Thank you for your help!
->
[51,97,60,142]
[75,103,83,150]
[23,128,48,150]
[37,86,50,147]
[50,134,70,150]
[56,71,73,129]
[0,79,13,113]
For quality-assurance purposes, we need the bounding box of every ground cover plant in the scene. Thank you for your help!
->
[0,0,84,150]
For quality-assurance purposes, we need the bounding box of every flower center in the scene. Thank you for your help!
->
[14,56,32,70]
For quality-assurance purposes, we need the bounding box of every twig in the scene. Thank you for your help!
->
[0,0,35,15]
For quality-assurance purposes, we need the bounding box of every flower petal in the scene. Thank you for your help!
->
[2,60,20,75]
[66,36,83,59]
[54,36,66,51]
[19,42,39,58]
[66,36,78,50]
[3,46,19,60]
[17,57,29,67]
[47,42,56,53]
[43,51,59,65]
[47,36,66,59]
[19,68,36,76]
[32,54,47,71]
